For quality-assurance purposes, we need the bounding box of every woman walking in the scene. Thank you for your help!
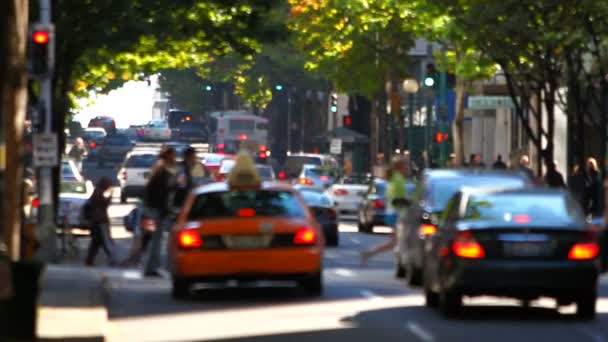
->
[143,147,178,277]
[585,157,603,217]
[85,177,117,266]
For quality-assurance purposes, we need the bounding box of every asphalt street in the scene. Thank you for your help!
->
[69,144,608,342]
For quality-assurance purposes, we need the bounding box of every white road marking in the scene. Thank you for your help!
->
[405,321,435,342]
[360,289,383,300]
[576,327,605,342]
[339,224,358,233]
[334,268,355,277]
[122,270,142,280]
[350,237,360,244]
[373,226,394,234]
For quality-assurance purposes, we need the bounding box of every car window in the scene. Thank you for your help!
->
[429,176,527,209]
[300,191,331,207]
[256,166,274,179]
[205,155,225,164]
[126,155,157,168]
[285,156,322,171]
[304,167,335,178]
[62,162,75,178]
[219,160,236,173]
[229,120,255,131]
[105,135,131,145]
[61,181,87,194]
[188,190,306,220]
[463,192,585,225]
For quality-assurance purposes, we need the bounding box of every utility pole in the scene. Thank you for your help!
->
[35,0,57,262]
[287,92,292,154]
[439,69,447,166]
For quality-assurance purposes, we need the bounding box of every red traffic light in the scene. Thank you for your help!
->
[435,132,449,142]
[32,30,49,44]
[343,115,352,126]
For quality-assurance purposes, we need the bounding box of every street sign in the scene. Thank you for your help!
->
[33,133,58,167]
[468,96,516,110]
[330,138,342,154]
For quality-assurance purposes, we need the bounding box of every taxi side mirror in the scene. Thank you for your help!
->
[392,198,412,208]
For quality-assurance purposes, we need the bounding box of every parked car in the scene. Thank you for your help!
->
[395,169,532,285]
[327,175,371,219]
[295,164,339,189]
[143,120,172,141]
[423,188,599,319]
[279,153,339,181]
[58,180,94,229]
[357,178,415,233]
[88,116,116,134]
[97,134,134,167]
[176,121,207,142]
[117,152,158,203]
[297,185,339,246]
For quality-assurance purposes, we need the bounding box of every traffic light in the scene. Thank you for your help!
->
[342,115,352,127]
[204,84,213,91]
[330,93,338,113]
[275,84,283,91]
[435,132,449,143]
[28,23,54,78]
[424,63,437,88]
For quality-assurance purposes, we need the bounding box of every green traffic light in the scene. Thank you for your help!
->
[424,77,435,87]
[205,85,212,91]
[275,84,283,91]
[330,105,338,113]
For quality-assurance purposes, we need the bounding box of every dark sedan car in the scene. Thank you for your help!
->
[395,169,531,285]
[297,186,339,246]
[97,134,134,167]
[357,178,415,233]
[176,121,207,142]
[422,188,599,319]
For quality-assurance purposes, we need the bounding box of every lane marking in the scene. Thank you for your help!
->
[122,270,142,280]
[576,327,605,342]
[334,268,355,277]
[350,237,361,244]
[405,321,435,342]
[360,289,383,300]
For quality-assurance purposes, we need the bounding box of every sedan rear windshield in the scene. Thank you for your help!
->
[430,177,527,209]
[285,156,322,171]
[126,155,157,168]
[300,191,332,207]
[188,190,306,220]
[464,193,585,225]
[105,135,131,145]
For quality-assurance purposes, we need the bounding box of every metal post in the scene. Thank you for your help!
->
[408,94,414,153]
[36,0,57,262]
[425,93,433,168]
[287,94,292,153]
[439,69,447,167]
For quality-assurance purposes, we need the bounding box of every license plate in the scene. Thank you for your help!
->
[224,235,270,249]
[503,242,550,257]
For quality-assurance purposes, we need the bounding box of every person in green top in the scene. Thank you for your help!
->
[361,156,411,266]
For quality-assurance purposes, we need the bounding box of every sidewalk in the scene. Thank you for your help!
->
[37,264,109,341]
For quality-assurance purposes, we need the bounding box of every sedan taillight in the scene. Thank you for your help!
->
[293,226,317,245]
[178,229,203,249]
[333,189,349,196]
[419,223,437,237]
[452,230,485,259]
[568,243,599,260]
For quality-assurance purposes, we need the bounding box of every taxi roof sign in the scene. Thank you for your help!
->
[227,150,262,189]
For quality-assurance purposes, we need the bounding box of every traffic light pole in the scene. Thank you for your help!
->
[35,0,57,262]
[439,70,447,167]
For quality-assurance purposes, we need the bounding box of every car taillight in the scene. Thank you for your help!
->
[257,151,267,159]
[259,145,267,152]
[278,171,286,179]
[568,243,599,260]
[237,134,248,140]
[298,178,314,186]
[293,227,317,245]
[137,129,143,134]
[333,189,349,196]
[452,230,485,259]
[372,199,384,209]
[217,143,225,150]
[238,208,256,217]
[178,229,203,249]
[419,223,437,237]
[319,175,329,181]
[89,142,97,148]
[32,197,40,208]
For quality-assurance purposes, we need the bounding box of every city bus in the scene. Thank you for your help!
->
[208,111,269,158]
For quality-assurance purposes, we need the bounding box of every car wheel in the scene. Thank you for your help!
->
[575,291,597,320]
[171,277,191,300]
[120,192,127,204]
[326,233,339,247]
[394,256,406,278]
[425,286,439,308]
[300,271,323,296]
[439,289,461,317]
[405,259,423,286]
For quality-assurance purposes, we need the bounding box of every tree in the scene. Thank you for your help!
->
[0,0,29,260]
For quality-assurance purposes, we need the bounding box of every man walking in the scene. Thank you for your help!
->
[492,155,507,169]
[85,177,117,266]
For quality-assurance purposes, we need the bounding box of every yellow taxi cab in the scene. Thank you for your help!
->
[168,151,324,299]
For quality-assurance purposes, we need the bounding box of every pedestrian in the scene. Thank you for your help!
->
[68,137,87,172]
[361,156,410,266]
[517,155,535,181]
[544,160,566,188]
[121,202,156,266]
[143,147,178,277]
[568,163,587,210]
[85,177,117,266]
[174,147,204,207]
[492,154,507,169]
[585,157,603,217]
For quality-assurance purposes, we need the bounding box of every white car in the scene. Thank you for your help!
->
[143,120,172,141]
[326,175,371,220]
[117,152,158,203]
[58,180,94,228]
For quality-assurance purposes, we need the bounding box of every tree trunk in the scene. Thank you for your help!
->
[0,0,29,260]
[452,78,468,166]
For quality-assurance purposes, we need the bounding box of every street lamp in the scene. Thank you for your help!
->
[402,78,420,156]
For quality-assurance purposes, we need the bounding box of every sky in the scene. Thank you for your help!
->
[74,76,158,128]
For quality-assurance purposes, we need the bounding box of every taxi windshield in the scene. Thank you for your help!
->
[188,190,306,220]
